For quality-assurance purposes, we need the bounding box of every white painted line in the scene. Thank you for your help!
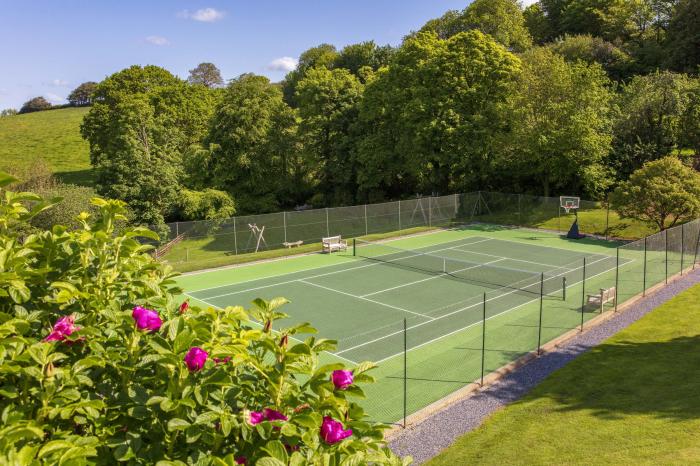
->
[183,292,360,366]
[299,279,435,321]
[450,245,576,271]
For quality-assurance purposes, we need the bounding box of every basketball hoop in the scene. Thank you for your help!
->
[560,196,580,214]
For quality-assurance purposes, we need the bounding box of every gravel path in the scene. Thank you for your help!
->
[389,268,700,464]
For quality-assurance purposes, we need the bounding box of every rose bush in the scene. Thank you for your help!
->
[0,172,410,465]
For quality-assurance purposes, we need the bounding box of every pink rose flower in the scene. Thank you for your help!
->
[249,411,265,425]
[179,300,189,314]
[132,306,162,332]
[235,457,246,465]
[44,315,79,342]
[248,408,288,425]
[184,347,208,372]
[331,369,354,390]
[320,416,352,444]
[213,356,232,364]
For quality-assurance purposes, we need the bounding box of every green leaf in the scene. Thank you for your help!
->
[38,440,74,458]
[262,440,288,464]
[255,458,286,466]
[167,418,190,431]
[0,171,18,187]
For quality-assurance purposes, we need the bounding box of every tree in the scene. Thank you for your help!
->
[0,108,17,117]
[680,81,700,158]
[505,47,614,198]
[524,3,554,44]
[81,65,217,226]
[177,188,235,220]
[206,74,300,213]
[333,41,395,78]
[67,81,98,106]
[611,71,694,179]
[19,96,51,114]
[548,34,633,81]
[296,67,364,205]
[665,0,700,72]
[610,156,700,230]
[282,44,339,106]
[187,62,224,88]
[419,0,532,52]
[356,30,521,199]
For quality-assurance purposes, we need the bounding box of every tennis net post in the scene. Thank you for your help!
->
[615,247,620,312]
[352,238,356,256]
[580,257,587,331]
[480,292,486,386]
[562,276,566,301]
[403,317,407,428]
[537,272,544,355]
[643,237,648,296]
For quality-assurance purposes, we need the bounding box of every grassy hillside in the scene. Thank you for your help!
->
[0,107,93,185]
[426,283,700,466]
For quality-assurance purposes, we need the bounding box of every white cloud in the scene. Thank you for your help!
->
[178,8,225,22]
[45,93,65,104]
[267,57,298,72]
[146,35,170,46]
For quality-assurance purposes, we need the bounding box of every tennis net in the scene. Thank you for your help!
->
[353,238,566,298]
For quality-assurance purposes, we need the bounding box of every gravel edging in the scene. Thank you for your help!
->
[389,268,700,464]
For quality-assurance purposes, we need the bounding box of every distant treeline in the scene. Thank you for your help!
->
[42,0,700,227]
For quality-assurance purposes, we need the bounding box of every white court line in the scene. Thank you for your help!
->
[336,254,614,359]
[450,245,576,271]
[298,279,435,320]
[360,258,506,298]
[186,236,491,294]
[183,292,360,366]
[197,238,492,300]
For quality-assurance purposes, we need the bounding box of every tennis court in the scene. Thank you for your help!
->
[186,230,621,385]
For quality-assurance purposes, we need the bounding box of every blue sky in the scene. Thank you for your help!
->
[0,1,472,109]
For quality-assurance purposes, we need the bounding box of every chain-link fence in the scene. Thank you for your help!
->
[359,218,700,426]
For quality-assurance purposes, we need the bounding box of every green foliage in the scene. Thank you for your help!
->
[419,0,532,51]
[188,63,225,88]
[30,184,99,231]
[282,44,339,107]
[0,108,93,186]
[19,97,52,114]
[357,30,521,198]
[548,34,633,80]
[296,67,364,206]
[0,179,409,465]
[206,74,302,213]
[177,188,236,221]
[81,65,218,225]
[1,108,18,117]
[67,82,98,107]
[333,42,394,79]
[611,71,696,178]
[665,0,700,72]
[611,156,700,230]
[505,47,615,198]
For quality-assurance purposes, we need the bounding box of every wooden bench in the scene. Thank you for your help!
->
[283,240,304,249]
[322,235,347,253]
[587,286,616,312]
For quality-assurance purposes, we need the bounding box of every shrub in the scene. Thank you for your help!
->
[19,97,52,114]
[0,171,408,465]
[177,188,236,221]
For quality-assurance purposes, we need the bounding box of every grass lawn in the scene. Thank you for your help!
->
[426,282,700,466]
[0,107,93,185]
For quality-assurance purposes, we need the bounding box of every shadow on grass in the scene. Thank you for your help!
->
[486,335,700,421]
[56,168,95,186]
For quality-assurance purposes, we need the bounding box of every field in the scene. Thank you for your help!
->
[426,281,700,466]
[0,107,93,185]
[176,224,644,423]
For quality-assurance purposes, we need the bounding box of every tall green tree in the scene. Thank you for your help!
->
[282,44,339,107]
[665,0,700,72]
[81,65,216,225]
[67,82,98,106]
[357,30,521,199]
[206,74,300,213]
[188,62,225,88]
[19,96,51,114]
[505,47,614,198]
[611,71,695,179]
[333,41,395,78]
[419,0,532,52]
[548,34,633,81]
[296,67,364,205]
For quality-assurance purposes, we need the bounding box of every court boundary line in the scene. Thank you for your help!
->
[298,279,435,320]
[336,254,617,361]
[195,238,492,300]
[183,292,361,366]
[450,244,577,271]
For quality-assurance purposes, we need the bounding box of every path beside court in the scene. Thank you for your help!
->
[389,267,700,464]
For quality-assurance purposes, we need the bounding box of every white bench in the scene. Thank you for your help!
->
[587,286,616,312]
[322,235,347,253]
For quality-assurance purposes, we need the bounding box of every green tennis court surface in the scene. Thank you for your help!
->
[179,226,632,423]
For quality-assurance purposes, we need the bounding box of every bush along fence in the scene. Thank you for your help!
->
[150,191,659,268]
[356,218,700,427]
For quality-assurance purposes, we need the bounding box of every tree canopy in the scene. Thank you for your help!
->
[68,81,98,106]
[187,62,225,88]
[19,96,51,114]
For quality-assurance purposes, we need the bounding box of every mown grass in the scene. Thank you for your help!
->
[426,282,700,466]
[0,107,93,185]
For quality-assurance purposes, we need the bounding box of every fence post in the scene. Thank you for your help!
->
[233,217,238,255]
[537,273,544,355]
[454,193,459,216]
[480,293,486,386]
[665,229,668,284]
[325,208,330,237]
[518,194,522,225]
[364,204,368,236]
[681,224,684,275]
[694,226,700,269]
[580,257,586,331]
[403,317,407,428]
[605,201,610,241]
[175,221,179,237]
[643,237,648,296]
[283,212,287,244]
[428,197,432,227]
[615,248,620,312]
[398,200,402,231]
